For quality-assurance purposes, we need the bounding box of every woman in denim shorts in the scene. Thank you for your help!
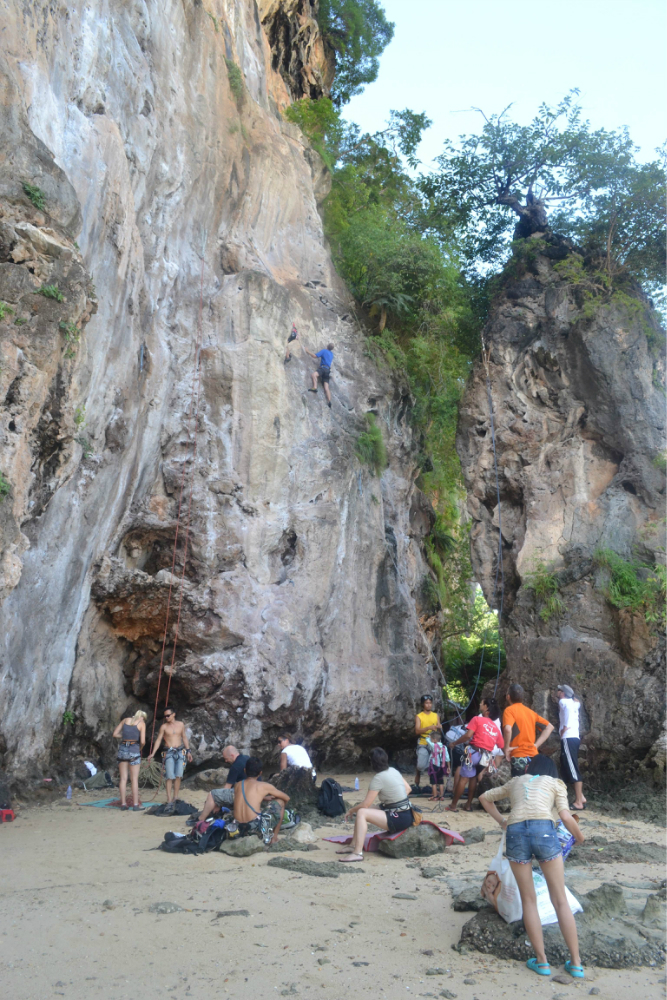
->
[480,755,586,980]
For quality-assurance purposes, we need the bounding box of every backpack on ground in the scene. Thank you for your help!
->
[317,778,345,817]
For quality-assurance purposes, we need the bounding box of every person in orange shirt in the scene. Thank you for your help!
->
[503,683,554,777]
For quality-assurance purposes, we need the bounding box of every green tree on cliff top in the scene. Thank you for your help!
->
[318,0,394,106]
[421,91,666,299]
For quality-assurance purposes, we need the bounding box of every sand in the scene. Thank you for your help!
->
[1,772,665,1000]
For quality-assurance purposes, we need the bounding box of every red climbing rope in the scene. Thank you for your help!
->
[149,252,206,754]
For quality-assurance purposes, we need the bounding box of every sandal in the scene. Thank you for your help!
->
[335,849,354,855]
[338,853,363,863]
[564,960,584,979]
[526,958,551,977]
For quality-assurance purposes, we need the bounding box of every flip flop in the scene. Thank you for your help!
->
[564,960,585,979]
[338,853,363,863]
[526,958,551,976]
[335,849,354,855]
[428,795,438,801]
[572,805,586,811]
[445,806,458,813]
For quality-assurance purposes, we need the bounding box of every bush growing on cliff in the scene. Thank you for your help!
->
[225,58,244,107]
[594,547,666,627]
[22,181,45,211]
[526,562,565,622]
[0,472,10,501]
[318,0,394,107]
[355,412,387,476]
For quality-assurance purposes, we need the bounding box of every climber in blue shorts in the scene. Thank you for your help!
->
[305,342,334,408]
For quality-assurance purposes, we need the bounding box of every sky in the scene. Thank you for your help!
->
[345,0,666,168]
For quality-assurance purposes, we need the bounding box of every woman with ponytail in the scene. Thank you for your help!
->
[112,710,147,810]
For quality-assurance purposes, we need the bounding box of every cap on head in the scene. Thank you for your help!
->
[557,684,574,698]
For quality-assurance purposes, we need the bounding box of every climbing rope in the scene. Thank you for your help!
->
[439,332,506,728]
[148,248,206,755]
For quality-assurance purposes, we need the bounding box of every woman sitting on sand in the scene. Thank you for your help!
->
[338,747,414,863]
[479,754,586,980]
[112,710,147,811]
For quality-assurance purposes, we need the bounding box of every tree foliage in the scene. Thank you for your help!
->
[442,589,506,703]
[421,91,666,300]
[317,0,394,107]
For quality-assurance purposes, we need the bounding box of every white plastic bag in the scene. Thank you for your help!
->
[482,835,583,926]
[483,834,523,923]
[533,871,582,925]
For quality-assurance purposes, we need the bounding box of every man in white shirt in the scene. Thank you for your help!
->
[277,734,313,772]
[557,684,586,810]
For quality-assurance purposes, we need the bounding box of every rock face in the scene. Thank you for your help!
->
[457,235,666,774]
[0,1,435,779]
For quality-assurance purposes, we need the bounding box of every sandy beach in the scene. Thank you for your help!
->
[1,774,665,1000]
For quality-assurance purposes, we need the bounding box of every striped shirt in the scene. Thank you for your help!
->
[480,775,569,826]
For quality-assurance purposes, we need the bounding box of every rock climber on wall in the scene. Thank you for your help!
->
[305,341,334,408]
[284,323,298,363]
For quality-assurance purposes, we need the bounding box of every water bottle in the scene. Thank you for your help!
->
[66,785,72,800]
[354,777,359,791]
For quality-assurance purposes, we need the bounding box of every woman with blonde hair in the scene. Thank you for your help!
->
[112,710,147,810]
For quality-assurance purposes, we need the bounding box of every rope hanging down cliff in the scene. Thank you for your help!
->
[442,334,505,724]
[149,250,206,754]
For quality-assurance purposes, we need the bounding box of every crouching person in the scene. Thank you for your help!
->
[338,747,414,863]
[234,757,290,845]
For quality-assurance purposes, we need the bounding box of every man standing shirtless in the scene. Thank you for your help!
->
[234,757,290,845]
[148,707,192,813]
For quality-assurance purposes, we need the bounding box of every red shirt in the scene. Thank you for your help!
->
[467,715,504,752]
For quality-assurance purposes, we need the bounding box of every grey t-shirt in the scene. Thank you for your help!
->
[369,767,409,806]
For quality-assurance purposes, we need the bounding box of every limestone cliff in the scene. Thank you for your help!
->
[457,235,666,778]
[0,0,436,778]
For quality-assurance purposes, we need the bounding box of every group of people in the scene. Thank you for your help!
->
[112,683,587,978]
[413,683,585,812]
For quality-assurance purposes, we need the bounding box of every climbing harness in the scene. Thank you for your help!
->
[148,242,206,755]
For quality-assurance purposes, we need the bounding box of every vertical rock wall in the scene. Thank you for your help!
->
[0,0,435,777]
[457,236,666,777]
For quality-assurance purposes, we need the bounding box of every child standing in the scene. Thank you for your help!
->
[427,738,449,801]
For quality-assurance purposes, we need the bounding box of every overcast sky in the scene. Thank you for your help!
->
[345,0,666,167]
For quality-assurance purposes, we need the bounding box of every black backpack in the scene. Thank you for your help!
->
[317,778,345,817]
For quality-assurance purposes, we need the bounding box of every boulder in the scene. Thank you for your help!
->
[289,821,317,844]
[267,857,364,878]
[377,824,447,858]
[452,885,491,912]
[455,826,485,844]
[194,768,229,791]
[458,881,666,968]
[219,837,265,858]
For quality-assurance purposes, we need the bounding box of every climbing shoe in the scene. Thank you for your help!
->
[308,387,317,393]
[284,356,291,364]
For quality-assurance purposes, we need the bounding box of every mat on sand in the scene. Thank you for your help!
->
[324,820,464,851]
[82,798,149,809]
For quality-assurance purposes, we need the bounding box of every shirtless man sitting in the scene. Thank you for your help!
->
[234,757,290,845]
[148,707,192,813]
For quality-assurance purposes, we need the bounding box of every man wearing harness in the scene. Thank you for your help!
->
[305,342,334,408]
[233,757,290,845]
[148,707,192,814]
